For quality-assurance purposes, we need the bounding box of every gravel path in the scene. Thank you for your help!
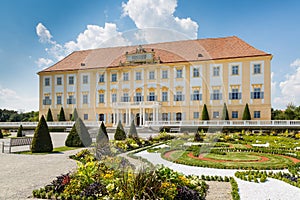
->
[136,150,300,200]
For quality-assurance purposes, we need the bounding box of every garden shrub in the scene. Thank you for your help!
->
[71,108,78,121]
[0,130,3,138]
[65,124,83,147]
[75,117,92,147]
[221,103,229,120]
[46,108,53,122]
[128,120,138,138]
[201,104,209,120]
[96,121,110,159]
[114,120,126,140]
[194,132,203,142]
[31,115,53,153]
[242,103,251,120]
[17,124,23,137]
[58,107,66,121]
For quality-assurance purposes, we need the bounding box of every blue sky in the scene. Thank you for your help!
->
[0,0,299,111]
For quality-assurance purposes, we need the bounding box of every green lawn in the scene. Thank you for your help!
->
[205,152,260,161]
[16,146,81,155]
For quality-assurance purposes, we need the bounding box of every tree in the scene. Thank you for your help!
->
[46,108,53,122]
[114,120,126,140]
[71,108,79,121]
[58,107,66,121]
[221,103,229,120]
[242,103,251,120]
[96,121,110,159]
[31,115,53,153]
[128,120,138,138]
[75,117,92,147]
[201,104,209,120]
[65,124,83,147]
[17,125,23,137]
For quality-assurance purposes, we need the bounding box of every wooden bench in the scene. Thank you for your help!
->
[2,137,33,153]
[170,127,180,133]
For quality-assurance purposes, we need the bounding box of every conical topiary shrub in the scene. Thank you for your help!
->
[114,120,126,140]
[96,122,110,159]
[31,115,53,153]
[17,125,23,137]
[0,130,3,138]
[201,104,209,120]
[71,108,79,121]
[65,123,83,147]
[46,108,53,122]
[242,103,251,120]
[128,120,138,138]
[194,132,203,142]
[221,103,229,120]
[58,107,66,121]
[75,117,92,147]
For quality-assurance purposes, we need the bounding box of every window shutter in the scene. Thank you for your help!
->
[238,92,242,99]
[104,114,106,123]
[168,112,171,121]
[251,92,254,99]
[182,112,186,120]
[220,93,223,100]
[261,92,264,99]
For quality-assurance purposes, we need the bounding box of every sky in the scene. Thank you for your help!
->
[0,0,300,112]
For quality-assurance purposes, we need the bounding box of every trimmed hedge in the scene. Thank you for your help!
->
[17,125,23,137]
[114,120,126,140]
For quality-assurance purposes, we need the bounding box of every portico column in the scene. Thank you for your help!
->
[116,109,119,124]
[156,107,159,123]
[129,108,131,125]
[143,108,145,126]
[125,109,128,126]
[152,107,155,122]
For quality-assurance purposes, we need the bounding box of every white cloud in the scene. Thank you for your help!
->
[35,58,54,69]
[122,0,199,43]
[0,86,38,111]
[36,23,53,44]
[273,58,300,108]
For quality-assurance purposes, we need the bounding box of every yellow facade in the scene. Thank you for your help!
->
[38,37,272,126]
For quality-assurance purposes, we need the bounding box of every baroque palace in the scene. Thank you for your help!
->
[38,36,272,127]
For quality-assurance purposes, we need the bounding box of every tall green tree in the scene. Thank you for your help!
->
[221,103,229,120]
[114,120,126,140]
[17,125,23,137]
[201,104,209,120]
[31,115,53,153]
[46,108,53,121]
[71,108,79,121]
[58,107,66,121]
[242,103,251,120]
[128,120,138,138]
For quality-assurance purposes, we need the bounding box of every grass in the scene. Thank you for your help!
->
[205,152,260,161]
[15,146,81,155]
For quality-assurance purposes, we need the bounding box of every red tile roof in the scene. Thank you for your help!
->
[39,36,271,73]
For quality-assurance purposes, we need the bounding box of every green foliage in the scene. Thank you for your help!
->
[31,115,53,153]
[17,125,23,137]
[221,103,229,120]
[75,118,92,147]
[71,108,78,121]
[194,132,203,142]
[242,103,251,120]
[46,108,53,122]
[0,130,3,138]
[65,124,84,147]
[201,104,209,120]
[58,107,66,121]
[96,122,110,159]
[128,120,138,138]
[0,109,39,122]
[114,120,126,140]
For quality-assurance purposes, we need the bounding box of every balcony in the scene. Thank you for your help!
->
[112,101,161,109]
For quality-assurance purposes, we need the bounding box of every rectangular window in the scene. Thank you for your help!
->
[99,94,105,103]
[99,74,105,83]
[83,75,88,84]
[149,71,155,80]
[134,92,143,102]
[193,112,199,119]
[213,67,220,76]
[83,94,88,104]
[121,93,130,102]
[254,64,261,74]
[211,89,222,100]
[84,114,88,120]
[174,91,184,101]
[136,72,142,80]
[193,68,200,77]
[229,88,241,100]
[68,76,74,85]
[67,95,76,104]
[254,111,261,118]
[192,90,202,101]
[56,96,62,105]
[232,111,238,119]
[112,93,117,103]
[45,78,50,86]
[251,88,264,99]
[162,70,168,79]
[111,73,117,82]
[147,92,156,101]
[123,72,129,81]
[43,96,51,105]
[213,111,220,119]
[56,77,62,85]
[176,69,183,78]
[232,66,239,75]
[162,92,168,102]
[162,113,169,121]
